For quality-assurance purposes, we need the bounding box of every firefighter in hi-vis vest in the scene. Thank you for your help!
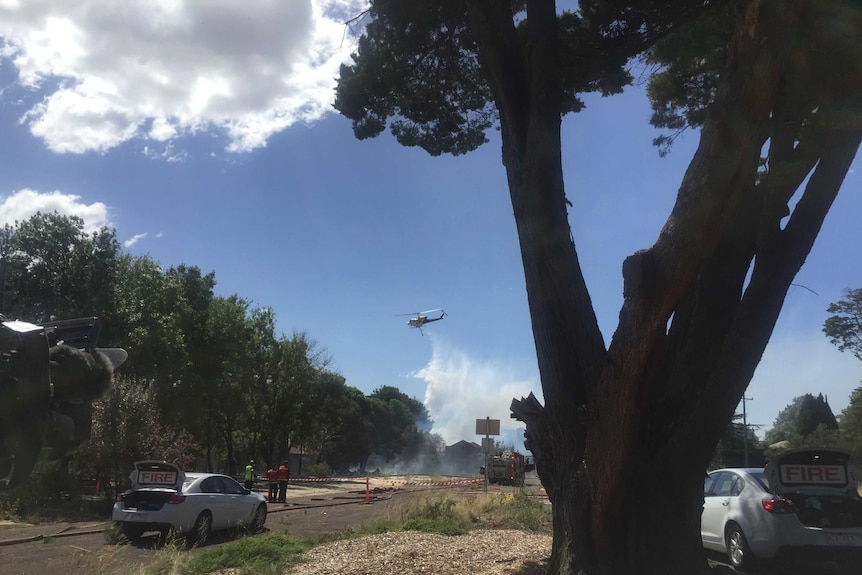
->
[244,460,255,490]
[277,463,289,503]
[266,466,279,503]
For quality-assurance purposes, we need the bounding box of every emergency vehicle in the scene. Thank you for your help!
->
[482,451,529,486]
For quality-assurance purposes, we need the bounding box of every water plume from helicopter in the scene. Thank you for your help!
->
[413,335,540,453]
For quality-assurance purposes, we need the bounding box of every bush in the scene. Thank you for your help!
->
[400,497,468,536]
[308,462,331,478]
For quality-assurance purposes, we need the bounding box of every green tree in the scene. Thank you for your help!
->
[710,415,764,469]
[841,386,862,438]
[319,385,398,473]
[823,288,862,361]
[203,295,256,475]
[838,386,862,461]
[796,393,839,438]
[256,331,326,469]
[74,377,198,497]
[0,212,121,322]
[766,393,839,445]
[296,369,351,474]
[335,1,862,573]
[764,395,808,445]
[370,386,428,423]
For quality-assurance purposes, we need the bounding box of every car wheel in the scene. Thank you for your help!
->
[249,504,267,532]
[726,523,756,572]
[188,511,212,546]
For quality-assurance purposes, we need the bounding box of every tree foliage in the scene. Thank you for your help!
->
[1,212,435,488]
[823,288,862,361]
[334,0,702,156]
[0,212,120,322]
[74,376,198,497]
[710,414,764,469]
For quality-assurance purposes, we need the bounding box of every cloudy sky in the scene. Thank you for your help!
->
[1,0,860,445]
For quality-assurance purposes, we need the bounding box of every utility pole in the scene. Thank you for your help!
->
[742,396,753,467]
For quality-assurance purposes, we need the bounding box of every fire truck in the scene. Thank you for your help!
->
[481,451,531,486]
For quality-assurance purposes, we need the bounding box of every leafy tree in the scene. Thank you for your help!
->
[319,385,376,472]
[823,288,862,361]
[296,369,351,474]
[764,395,808,445]
[112,255,190,394]
[203,295,256,475]
[837,386,862,461]
[370,386,428,423]
[335,1,862,572]
[766,393,839,445]
[796,393,839,437]
[0,212,121,322]
[841,385,862,439]
[74,376,198,497]
[710,415,764,469]
[256,331,328,469]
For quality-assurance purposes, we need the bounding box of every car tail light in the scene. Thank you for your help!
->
[115,494,123,502]
[167,494,186,504]
[762,498,795,513]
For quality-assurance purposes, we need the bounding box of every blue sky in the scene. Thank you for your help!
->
[1,0,860,445]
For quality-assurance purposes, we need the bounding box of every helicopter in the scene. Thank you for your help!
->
[400,309,447,335]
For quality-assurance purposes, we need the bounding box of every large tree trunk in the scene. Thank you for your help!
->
[482,1,862,574]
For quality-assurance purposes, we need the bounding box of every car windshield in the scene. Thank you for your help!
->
[181,479,196,491]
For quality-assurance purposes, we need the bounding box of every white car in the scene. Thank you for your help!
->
[702,448,862,571]
[111,461,267,545]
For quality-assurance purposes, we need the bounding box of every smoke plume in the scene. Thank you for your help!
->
[415,336,542,452]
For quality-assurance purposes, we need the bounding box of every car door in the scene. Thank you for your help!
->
[701,471,737,549]
[217,475,254,527]
[199,476,230,530]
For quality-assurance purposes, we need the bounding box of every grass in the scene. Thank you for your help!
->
[323,488,551,541]
[147,534,312,575]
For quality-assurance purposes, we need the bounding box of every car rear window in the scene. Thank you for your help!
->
[752,471,771,494]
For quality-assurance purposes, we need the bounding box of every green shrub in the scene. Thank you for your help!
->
[506,491,550,531]
[399,497,468,536]
[308,462,331,478]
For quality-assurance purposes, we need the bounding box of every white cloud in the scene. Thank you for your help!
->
[414,336,542,449]
[0,188,110,233]
[124,232,148,248]
[0,0,369,154]
[143,141,188,162]
[747,330,862,435]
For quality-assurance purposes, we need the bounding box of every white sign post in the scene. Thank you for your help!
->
[476,417,500,491]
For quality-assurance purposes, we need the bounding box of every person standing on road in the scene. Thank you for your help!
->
[277,462,289,503]
[266,466,279,503]
[244,459,255,490]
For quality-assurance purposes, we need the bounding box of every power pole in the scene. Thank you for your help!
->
[742,396,753,467]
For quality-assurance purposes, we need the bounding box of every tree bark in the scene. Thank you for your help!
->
[508,1,860,574]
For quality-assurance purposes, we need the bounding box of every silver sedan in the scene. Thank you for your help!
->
[111,461,267,545]
[702,449,862,571]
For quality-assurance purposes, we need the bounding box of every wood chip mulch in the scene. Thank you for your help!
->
[285,529,552,575]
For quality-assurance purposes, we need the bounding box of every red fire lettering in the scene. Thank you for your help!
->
[784,466,801,481]
[806,467,824,481]
[825,467,839,481]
